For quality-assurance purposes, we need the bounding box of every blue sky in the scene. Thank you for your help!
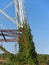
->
[0,0,49,54]
[25,0,49,54]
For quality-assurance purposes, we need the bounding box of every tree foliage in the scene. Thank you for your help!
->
[18,22,38,65]
[0,22,38,65]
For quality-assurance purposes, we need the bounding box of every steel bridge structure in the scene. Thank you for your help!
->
[0,0,25,42]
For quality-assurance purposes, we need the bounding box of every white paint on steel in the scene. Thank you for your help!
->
[3,2,13,11]
[18,0,24,24]
[0,0,25,28]
[0,9,20,27]
[13,0,25,27]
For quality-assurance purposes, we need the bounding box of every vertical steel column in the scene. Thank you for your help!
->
[13,0,20,28]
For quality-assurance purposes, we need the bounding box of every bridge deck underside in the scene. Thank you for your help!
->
[0,29,21,42]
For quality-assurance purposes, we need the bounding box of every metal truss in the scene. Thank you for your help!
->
[0,0,24,27]
[0,0,24,42]
[0,29,21,42]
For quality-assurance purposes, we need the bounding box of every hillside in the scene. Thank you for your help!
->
[0,53,49,65]
[0,46,49,65]
[37,54,49,65]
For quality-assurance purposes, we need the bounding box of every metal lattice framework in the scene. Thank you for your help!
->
[0,0,25,42]
[0,29,22,42]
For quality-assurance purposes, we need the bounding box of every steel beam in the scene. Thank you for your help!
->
[0,29,22,42]
[0,29,22,32]
[0,33,21,37]
[0,38,19,42]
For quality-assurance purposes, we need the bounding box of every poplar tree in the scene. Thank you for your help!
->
[18,22,38,65]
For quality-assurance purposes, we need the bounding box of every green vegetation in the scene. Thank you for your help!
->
[1,23,49,65]
[37,54,49,65]
[0,23,38,65]
[17,23,38,65]
[0,53,49,65]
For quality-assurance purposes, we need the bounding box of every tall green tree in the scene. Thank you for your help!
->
[18,22,38,65]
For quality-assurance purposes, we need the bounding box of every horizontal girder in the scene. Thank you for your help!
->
[0,33,21,37]
[0,29,21,42]
[0,38,19,42]
[0,29,22,32]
